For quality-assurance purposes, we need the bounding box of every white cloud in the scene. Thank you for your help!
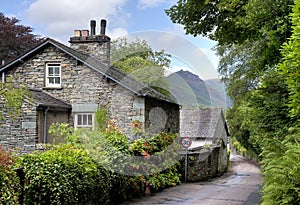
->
[109,28,129,40]
[25,0,128,42]
[137,0,175,10]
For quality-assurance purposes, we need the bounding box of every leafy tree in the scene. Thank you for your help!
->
[166,0,293,98]
[0,13,41,121]
[111,38,170,93]
[0,12,43,64]
[166,0,295,155]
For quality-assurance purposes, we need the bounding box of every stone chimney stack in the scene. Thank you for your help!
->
[69,19,110,65]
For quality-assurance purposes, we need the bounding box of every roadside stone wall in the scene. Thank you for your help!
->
[183,145,228,182]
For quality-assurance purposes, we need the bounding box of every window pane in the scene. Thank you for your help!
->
[77,115,82,125]
[88,115,93,125]
[55,77,60,84]
[49,77,54,84]
[54,67,60,75]
[83,115,87,125]
[48,67,54,75]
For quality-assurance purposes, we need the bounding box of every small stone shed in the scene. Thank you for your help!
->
[0,20,179,153]
[180,108,230,181]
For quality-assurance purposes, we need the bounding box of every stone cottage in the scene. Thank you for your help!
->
[0,19,179,153]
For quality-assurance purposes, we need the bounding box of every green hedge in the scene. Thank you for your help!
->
[21,144,111,205]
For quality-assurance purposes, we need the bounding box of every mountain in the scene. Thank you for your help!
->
[165,70,231,108]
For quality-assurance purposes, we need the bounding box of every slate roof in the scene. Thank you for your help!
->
[0,38,176,104]
[29,88,71,110]
[180,108,229,139]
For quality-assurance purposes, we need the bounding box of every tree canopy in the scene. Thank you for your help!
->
[0,13,43,64]
[167,0,300,203]
[111,37,171,94]
[166,0,293,99]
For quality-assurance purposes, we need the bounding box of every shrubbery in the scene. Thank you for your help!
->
[0,147,20,204]
[11,115,182,204]
[21,144,111,204]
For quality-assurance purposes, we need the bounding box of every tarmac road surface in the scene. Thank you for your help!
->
[121,154,262,205]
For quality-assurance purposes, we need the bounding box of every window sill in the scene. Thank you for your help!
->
[43,87,63,90]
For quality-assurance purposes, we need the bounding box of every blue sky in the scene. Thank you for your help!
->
[0,0,219,79]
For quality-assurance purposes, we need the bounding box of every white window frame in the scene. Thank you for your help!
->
[46,63,61,88]
[74,113,94,129]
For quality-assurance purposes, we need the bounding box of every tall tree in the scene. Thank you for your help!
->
[0,13,43,64]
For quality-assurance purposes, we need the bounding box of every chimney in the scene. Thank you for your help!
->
[90,20,96,35]
[100,19,106,35]
[69,19,110,65]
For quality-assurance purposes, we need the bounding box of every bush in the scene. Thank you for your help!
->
[44,122,182,203]
[0,147,20,204]
[261,127,300,205]
[21,144,111,205]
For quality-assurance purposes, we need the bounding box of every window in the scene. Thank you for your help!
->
[46,63,61,87]
[75,113,94,129]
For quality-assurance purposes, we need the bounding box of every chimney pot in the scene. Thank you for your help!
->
[74,30,81,37]
[100,19,106,35]
[81,30,89,37]
[90,20,96,36]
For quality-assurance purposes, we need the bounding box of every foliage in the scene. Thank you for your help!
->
[0,77,31,121]
[95,106,108,131]
[48,121,181,201]
[21,144,111,205]
[279,0,300,118]
[110,37,170,95]
[0,147,20,204]
[167,1,300,204]
[258,1,300,204]
[0,12,43,63]
[261,127,300,205]
[166,0,293,99]
[129,131,181,191]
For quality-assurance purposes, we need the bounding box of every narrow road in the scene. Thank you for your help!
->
[121,154,262,205]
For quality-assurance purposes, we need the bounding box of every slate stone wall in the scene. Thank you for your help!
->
[183,145,228,182]
[0,98,37,153]
[145,97,180,135]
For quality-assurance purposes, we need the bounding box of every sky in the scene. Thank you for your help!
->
[0,0,220,80]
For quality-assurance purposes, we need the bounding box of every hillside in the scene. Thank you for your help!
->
[165,70,230,108]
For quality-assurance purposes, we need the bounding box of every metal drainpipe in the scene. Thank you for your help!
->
[1,72,5,83]
[43,107,49,144]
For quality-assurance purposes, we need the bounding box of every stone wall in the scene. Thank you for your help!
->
[182,144,228,182]
[0,98,37,153]
[145,97,180,135]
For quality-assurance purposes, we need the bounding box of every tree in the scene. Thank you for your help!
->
[111,37,171,94]
[167,1,300,203]
[0,13,39,121]
[166,0,293,99]
[0,13,43,64]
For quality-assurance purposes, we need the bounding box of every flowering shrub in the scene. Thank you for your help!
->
[0,147,20,204]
